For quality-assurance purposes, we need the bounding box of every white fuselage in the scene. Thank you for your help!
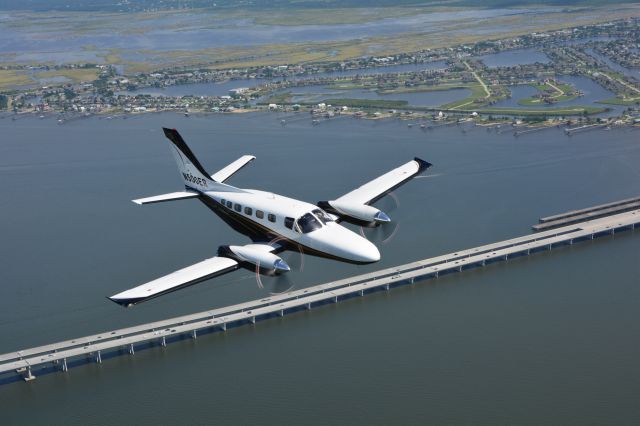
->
[206,189,380,263]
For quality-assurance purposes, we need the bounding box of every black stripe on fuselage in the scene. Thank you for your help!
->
[162,127,211,178]
[198,195,374,265]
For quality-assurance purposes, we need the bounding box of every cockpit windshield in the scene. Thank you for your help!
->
[296,212,323,234]
[312,208,334,225]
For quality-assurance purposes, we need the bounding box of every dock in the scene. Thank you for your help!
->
[533,196,640,231]
[564,123,609,135]
[1,208,639,384]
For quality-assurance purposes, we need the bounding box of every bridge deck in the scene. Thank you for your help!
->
[1,209,639,380]
[537,195,640,222]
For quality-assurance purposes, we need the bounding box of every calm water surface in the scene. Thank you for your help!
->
[284,85,470,107]
[119,61,448,97]
[0,113,639,425]
[585,48,640,80]
[475,48,550,67]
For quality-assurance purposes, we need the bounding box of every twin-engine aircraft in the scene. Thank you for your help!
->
[109,128,431,307]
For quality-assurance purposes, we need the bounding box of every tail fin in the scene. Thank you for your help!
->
[162,128,243,193]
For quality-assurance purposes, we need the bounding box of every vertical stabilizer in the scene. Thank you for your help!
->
[162,128,243,193]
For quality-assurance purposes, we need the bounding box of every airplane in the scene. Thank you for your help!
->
[109,128,431,307]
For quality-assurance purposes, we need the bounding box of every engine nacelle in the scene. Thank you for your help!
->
[327,200,391,224]
[219,244,290,273]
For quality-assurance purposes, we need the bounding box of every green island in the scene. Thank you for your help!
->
[518,81,581,106]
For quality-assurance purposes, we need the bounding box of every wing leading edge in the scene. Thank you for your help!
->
[109,257,239,307]
[109,243,284,307]
[333,157,431,206]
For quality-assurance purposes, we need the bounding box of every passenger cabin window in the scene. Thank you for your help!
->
[284,217,294,229]
[221,199,226,206]
[256,210,264,219]
[244,207,252,215]
[268,213,276,223]
[295,212,322,234]
[226,201,232,208]
[312,208,334,224]
[234,204,242,212]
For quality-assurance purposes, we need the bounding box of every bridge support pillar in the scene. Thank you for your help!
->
[62,358,68,372]
[96,351,102,364]
[161,336,167,347]
[221,323,227,331]
[192,330,197,339]
[279,309,284,317]
[129,344,135,355]
[334,296,338,303]
[249,316,255,324]
[24,366,35,382]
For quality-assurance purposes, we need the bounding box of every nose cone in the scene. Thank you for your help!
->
[311,224,381,263]
[357,239,381,263]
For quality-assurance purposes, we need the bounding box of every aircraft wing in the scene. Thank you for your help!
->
[109,256,239,307]
[211,155,256,183]
[109,243,284,307]
[333,157,431,206]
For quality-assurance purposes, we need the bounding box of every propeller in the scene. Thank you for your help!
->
[359,192,400,245]
[254,237,305,295]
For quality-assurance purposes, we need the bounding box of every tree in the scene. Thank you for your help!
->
[0,95,7,110]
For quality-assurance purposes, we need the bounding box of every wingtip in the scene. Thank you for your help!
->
[414,157,432,173]
[107,296,131,308]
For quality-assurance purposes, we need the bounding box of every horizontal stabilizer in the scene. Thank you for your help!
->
[211,155,256,183]
[109,256,239,307]
[132,191,199,205]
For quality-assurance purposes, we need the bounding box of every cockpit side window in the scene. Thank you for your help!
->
[312,208,334,224]
[284,217,294,229]
[296,212,322,234]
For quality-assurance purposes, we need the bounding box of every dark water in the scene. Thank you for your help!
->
[585,48,640,80]
[283,85,470,107]
[475,48,550,68]
[1,113,640,425]
[118,61,448,98]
